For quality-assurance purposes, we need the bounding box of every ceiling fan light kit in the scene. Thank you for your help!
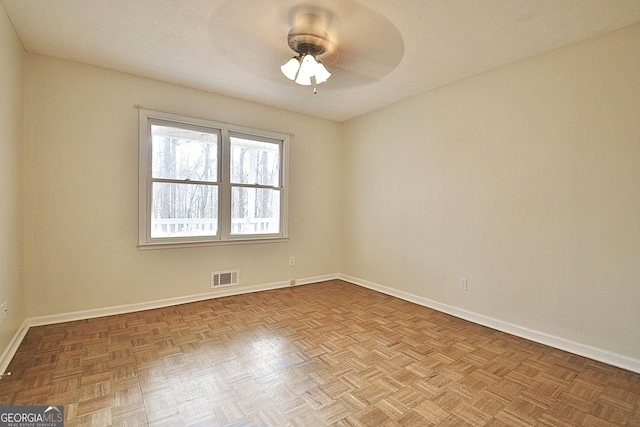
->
[281,13,334,94]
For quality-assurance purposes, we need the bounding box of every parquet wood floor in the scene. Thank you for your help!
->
[1,280,639,426]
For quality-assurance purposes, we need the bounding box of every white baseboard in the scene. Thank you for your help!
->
[0,273,337,374]
[26,274,337,328]
[338,274,640,374]
[0,319,30,376]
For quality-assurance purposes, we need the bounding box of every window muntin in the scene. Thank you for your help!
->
[139,109,289,248]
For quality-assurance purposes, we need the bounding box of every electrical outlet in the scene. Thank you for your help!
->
[0,301,7,325]
[289,256,295,266]
[459,277,468,290]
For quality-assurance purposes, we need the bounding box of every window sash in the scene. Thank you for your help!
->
[229,132,282,187]
[230,186,281,236]
[150,121,220,182]
[150,181,220,239]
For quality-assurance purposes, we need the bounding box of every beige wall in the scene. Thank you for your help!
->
[341,24,640,359]
[23,55,341,316]
[0,5,26,352]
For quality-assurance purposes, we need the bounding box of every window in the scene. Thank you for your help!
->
[139,109,289,248]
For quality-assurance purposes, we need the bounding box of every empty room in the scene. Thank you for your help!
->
[1,0,639,426]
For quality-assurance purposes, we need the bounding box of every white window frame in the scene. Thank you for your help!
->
[138,109,289,249]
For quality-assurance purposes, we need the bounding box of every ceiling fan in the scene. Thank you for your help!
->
[280,13,336,93]
[209,0,404,91]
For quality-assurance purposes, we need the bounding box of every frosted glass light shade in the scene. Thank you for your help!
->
[280,57,300,81]
[281,52,331,88]
[314,62,331,84]
[295,54,316,86]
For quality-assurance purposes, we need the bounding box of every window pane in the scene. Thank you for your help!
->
[230,136,280,186]
[231,187,280,235]
[152,124,218,182]
[151,182,218,238]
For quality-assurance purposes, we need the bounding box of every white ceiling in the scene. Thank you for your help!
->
[3,0,640,122]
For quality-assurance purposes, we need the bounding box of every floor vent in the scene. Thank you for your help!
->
[211,270,239,288]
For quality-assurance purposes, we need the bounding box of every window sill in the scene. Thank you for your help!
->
[138,236,289,250]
